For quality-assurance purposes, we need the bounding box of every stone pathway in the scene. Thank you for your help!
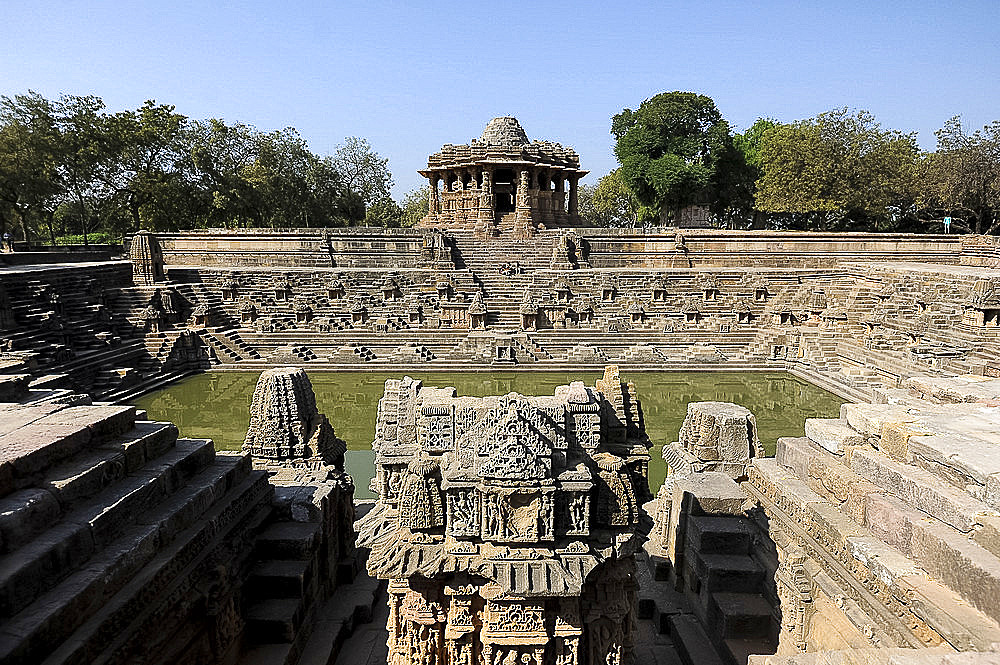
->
[331,583,389,665]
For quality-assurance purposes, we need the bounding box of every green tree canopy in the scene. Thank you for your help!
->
[0,90,378,242]
[332,136,394,207]
[919,116,1000,234]
[399,187,428,227]
[591,169,645,227]
[755,109,920,230]
[611,91,735,221]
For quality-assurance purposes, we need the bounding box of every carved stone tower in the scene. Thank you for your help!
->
[357,365,651,665]
[242,366,346,470]
[129,229,166,286]
[418,117,589,238]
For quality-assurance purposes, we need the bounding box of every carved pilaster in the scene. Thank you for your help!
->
[514,170,534,240]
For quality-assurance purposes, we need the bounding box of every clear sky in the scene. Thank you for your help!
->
[3,1,999,197]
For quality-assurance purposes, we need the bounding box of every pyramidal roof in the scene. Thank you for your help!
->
[478,116,528,146]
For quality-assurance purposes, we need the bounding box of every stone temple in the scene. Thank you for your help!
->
[1,119,1000,665]
[357,365,649,665]
[419,117,588,238]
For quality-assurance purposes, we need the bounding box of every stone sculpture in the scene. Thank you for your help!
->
[242,366,346,470]
[130,229,166,285]
[357,365,651,665]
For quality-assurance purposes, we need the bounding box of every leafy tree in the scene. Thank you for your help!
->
[591,170,645,226]
[919,116,1000,234]
[104,100,189,231]
[364,198,405,227]
[611,91,735,221]
[52,94,119,244]
[727,118,779,228]
[332,136,393,207]
[399,187,428,227]
[755,109,920,230]
[0,92,63,242]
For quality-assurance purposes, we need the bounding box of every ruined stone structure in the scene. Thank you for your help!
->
[356,365,651,665]
[0,368,374,665]
[418,117,589,238]
[129,229,166,286]
[644,385,1000,665]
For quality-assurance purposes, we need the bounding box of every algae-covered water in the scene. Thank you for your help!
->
[134,371,843,499]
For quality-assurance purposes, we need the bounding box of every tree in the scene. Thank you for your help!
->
[332,136,393,207]
[0,92,63,242]
[590,170,645,226]
[50,94,118,245]
[611,91,735,221]
[399,187,428,227]
[726,118,779,228]
[919,116,1000,234]
[364,198,405,227]
[103,100,189,232]
[755,109,919,230]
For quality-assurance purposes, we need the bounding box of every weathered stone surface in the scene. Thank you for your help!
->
[673,472,747,516]
[851,447,991,533]
[840,404,916,440]
[357,365,650,665]
[805,418,863,454]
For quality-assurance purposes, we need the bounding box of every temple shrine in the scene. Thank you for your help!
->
[418,117,589,238]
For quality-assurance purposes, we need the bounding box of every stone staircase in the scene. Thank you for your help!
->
[745,386,1000,652]
[0,400,272,665]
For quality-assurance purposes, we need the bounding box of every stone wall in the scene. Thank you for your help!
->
[142,228,967,270]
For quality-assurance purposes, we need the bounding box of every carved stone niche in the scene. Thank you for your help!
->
[652,276,670,302]
[273,277,291,301]
[220,276,239,301]
[480,487,555,543]
[238,299,257,324]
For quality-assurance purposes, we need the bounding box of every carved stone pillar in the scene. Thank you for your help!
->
[568,175,580,218]
[476,169,497,238]
[429,176,440,217]
[514,170,534,239]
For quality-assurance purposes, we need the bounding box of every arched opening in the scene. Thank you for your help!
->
[496,193,515,213]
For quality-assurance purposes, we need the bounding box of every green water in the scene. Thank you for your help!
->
[134,371,843,499]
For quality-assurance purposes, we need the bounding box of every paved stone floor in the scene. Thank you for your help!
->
[332,584,389,665]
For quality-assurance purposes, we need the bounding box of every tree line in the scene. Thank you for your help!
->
[581,91,1000,234]
[0,91,421,245]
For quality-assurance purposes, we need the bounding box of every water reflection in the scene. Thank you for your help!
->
[134,370,843,500]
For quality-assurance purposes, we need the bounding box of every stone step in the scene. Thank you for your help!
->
[0,404,139,494]
[689,551,765,593]
[0,454,253,665]
[804,417,862,454]
[709,592,774,640]
[686,515,754,555]
[850,447,992,534]
[723,638,777,665]
[239,643,296,665]
[38,422,178,514]
[0,438,216,618]
[668,613,727,665]
[32,468,270,665]
[247,559,314,600]
[863,491,1000,624]
[245,597,306,644]
[255,521,322,560]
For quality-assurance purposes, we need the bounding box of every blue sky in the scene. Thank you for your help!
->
[3,1,999,197]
